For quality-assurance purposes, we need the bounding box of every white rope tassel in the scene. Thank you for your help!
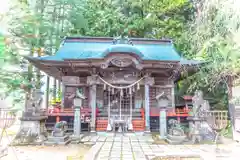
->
[120,89,123,97]
[137,82,140,90]
[129,87,132,95]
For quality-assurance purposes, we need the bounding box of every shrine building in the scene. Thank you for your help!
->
[25,37,199,133]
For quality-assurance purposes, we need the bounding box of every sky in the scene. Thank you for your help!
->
[0,0,10,13]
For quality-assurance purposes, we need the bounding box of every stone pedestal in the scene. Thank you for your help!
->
[45,121,71,145]
[45,135,70,146]
[12,114,48,145]
[187,116,204,144]
[73,106,81,137]
[159,109,167,139]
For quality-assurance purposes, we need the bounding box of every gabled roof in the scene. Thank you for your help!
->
[29,37,183,62]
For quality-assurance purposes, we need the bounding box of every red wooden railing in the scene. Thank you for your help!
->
[46,107,190,132]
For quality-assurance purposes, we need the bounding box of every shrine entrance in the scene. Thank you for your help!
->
[98,74,145,132]
[104,89,135,115]
[104,89,135,132]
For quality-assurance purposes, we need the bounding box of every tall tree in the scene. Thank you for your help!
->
[0,0,87,109]
[80,0,193,43]
[178,0,240,108]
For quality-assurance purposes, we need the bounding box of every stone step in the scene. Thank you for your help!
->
[44,139,71,146]
[166,134,187,141]
[165,138,186,145]
[47,135,70,142]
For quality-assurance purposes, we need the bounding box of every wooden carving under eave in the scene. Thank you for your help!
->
[87,75,99,85]
[144,77,154,86]
[101,55,143,70]
[62,76,80,85]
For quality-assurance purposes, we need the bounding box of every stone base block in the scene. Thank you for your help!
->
[166,134,187,145]
[44,135,71,146]
[52,131,66,137]
[44,139,71,146]
[48,135,69,142]
[12,117,47,145]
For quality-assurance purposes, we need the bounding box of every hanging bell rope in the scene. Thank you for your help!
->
[98,75,146,89]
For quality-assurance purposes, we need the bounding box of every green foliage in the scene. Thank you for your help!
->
[177,0,240,109]
[0,0,88,108]
[79,0,193,40]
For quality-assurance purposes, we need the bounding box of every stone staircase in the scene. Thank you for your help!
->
[96,108,144,131]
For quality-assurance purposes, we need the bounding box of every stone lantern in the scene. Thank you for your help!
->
[72,89,85,138]
[156,92,170,139]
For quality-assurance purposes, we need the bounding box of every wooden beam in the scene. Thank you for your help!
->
[153,85,174,88]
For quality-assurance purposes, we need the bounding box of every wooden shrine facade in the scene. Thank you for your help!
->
[25,37,197,132]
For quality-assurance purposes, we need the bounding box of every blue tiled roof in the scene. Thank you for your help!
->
[35,38,183,61]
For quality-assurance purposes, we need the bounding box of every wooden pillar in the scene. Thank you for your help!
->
[171,81,175,111]
[61,83,65,111]
[87,75,98,133]
[90,84,97,133]
[45,76,50,110]
[144,84,150,132]
[144,76,154,133]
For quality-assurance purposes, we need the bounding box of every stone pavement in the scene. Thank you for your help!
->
[83,133,240,160]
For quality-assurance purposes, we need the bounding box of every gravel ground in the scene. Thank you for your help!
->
[1,144,90,160]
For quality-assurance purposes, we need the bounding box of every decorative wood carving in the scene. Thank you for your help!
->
[107,71,140,84]
[144,77,155,86]
[62,76,80,84]
[111,57,133,67]
[101,55,143,70]
[87,75,99,85]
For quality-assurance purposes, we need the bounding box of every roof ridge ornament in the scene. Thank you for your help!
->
[113,36,133,45]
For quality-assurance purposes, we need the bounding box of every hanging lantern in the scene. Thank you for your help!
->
[137,83,140,90]
[108,86,111,92]
[132,86,135,92]
[103,84,106,90]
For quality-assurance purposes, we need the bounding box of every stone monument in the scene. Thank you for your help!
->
[156,92,170,139]
[69,88,85,142]
[187,90,212,144]
[13,89,48,145]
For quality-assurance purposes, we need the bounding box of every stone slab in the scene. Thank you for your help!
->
[81,136,91,142]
